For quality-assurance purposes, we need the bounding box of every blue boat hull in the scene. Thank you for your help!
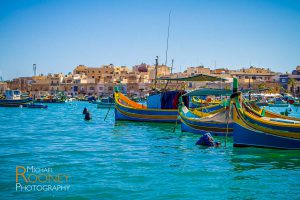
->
[0,98,32,107]
[115,103,178,123]
[180,116,233,136]
[26,104,48,109]
[34,99,65,103]
[233,123,300,150]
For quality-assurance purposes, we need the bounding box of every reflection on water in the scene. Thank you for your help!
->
[231,147,300,171]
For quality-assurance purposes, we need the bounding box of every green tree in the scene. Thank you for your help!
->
[288,78,296,95]
[258,83,265,90]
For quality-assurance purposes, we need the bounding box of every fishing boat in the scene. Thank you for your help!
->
[230,79,300,149]
[26,103,48,109]
[255,102,269,106]
[95,96,114,108]
[114,73,224,123]
[114,88,185,123]
[0,90,32,107]
[267,97,288,107]
[248,101,300,121]
[34,96,65,103]
[179,89,234,136]
[190,96,221,108]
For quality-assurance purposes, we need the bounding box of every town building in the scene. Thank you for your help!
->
[186,66,211,76]
[9,77,33,92]
[230,66,276,89]
[0,82,8,94]
[280,66,300,96]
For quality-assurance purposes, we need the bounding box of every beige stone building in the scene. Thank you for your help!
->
[0,82,8,94]
[73,64,115,83]
[186,66,211,76]
[96,83,114,96]
[231,66,276,83]
[9,77,33,92]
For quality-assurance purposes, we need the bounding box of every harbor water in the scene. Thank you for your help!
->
[0,102,300,199]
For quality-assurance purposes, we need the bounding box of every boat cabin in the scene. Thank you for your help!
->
[147,91,187,109]
[5,90,21,100]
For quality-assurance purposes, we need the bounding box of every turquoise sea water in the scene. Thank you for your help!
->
[0,102,300,200]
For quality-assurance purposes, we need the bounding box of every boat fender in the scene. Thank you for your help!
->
[195,133,220,147]
[83,107,88,115]
[85,111,92,120]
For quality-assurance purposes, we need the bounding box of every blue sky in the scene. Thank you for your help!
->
[0,0,299,80]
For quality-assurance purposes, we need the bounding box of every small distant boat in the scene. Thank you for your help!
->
[191,96,221,107]
[0,90,32,107]
[26,103,48,109]
[95,96,114,108]
[34,96,65,103]
[255,102,268,106]
[268,98,288,107]
[268,103,288,107]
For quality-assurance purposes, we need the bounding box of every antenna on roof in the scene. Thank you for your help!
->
[171,59,174,75]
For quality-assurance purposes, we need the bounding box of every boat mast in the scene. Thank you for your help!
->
[154,56,158,89]
[165,10,171,67]
[163,59,174,90]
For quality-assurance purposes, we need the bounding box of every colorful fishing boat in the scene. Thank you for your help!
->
[0,90,32,107]
[114,73,224,123]
[179,89,234,136]
[34,96,65,103]
[268,97,288,107]
[230,81,300,149]
[114,88,185,123]
[191,96,221,107]
[248,101,300,121]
